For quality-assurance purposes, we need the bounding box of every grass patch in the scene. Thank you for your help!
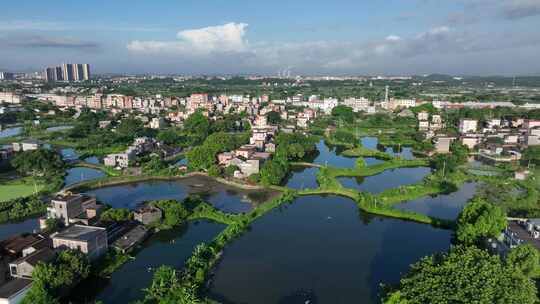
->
[0,177,44,202]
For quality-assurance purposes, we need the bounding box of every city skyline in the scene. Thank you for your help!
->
[1,0,540,75]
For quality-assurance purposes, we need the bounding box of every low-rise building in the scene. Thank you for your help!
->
[434,136,455,154]
[134,205,162,225]
[112,224,149,253]
[46,194,98,227]
[8,248,55,279]
[51,225,108,260]
[459,119,478,134]
[0,278,32,304]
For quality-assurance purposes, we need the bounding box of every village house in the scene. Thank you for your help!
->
[461,136,482,150]
[9,248,55,279]
[112,223,149,253]
[459,119,478,134]
[104,137,158,168]
[417,111,429,121]
[134,205,162,225]
[11,140,42,152]
[418,120,429,131]
[0,278,32,304]
[434,136,455,154]
[45,194,102,227]
[51,225,108,261]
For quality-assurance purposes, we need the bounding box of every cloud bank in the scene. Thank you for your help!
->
[126,22,540,74]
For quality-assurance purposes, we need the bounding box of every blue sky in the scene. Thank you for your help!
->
[1,0,540,75]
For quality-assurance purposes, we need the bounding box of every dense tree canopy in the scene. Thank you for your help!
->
[186,132,249,171]
[152,200,190,228]
[11,149,64,177]
[266,111,282,125]
[100,208,132,222]
[385,245,538,304]
[506,244,540,278]
[523,146,540,164]
[22,250,90,304]
[183,111,210,145]
[456,198,507,245]
[331,105,355,123]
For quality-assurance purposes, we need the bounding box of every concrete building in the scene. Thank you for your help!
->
[459,119,478,134]
[149,117,166,129]
[434,137,455,153]
[51,225,108,260]
[45,63,90,82]
[0,93,22,104]
[46,194,98,226]
[12,140,42,152]
[0,72,14,81]
[8,248,55,279]
[134,205,162,225]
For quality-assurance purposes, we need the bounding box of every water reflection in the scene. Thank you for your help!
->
[337,167,431,194]
[86,176,278,214]
[64,167,106,187]
[210,195,451,304]
[284,166,319,190]
[68,220,225,304]
[0,127,22,138]
[0,218,39,241]
[396,182,478,220]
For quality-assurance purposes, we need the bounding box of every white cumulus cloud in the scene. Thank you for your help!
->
[127,22,248,55]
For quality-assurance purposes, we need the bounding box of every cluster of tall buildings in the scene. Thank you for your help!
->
[44,63,90,82]
[0,72,14,80]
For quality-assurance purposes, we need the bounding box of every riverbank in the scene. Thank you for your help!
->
[66,171,274,193]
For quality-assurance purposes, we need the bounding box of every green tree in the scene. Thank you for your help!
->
[224,165,239,177]
[207,164,221,177]
[153,200,189,228]
[331,105,355,123]
[384,245,537,304]
[332,130,356,144]
[259,159,288,185]
[117,117,144,137]
[100,208,132,222]
[23,250,90,303]
[157,129,181,145]
[456,198,507,245]
[266,111,282,125]
[144,265,179,301]
[523,146,540,164]
[184,111,210,144]
[11,149,64,177]
[506,244,540,278]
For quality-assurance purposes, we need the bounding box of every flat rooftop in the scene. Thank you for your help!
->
[0,278,32,298]
[53,225,105,242]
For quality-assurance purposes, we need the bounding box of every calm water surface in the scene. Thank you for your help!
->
[360,137,415,160]
[84,156,100,164]
[69,220,224,304]
[64,167,106,187]
[86,176,277,213]
[210,195,451,304]
[284,166,319,190]
[46,125,73,132]
[396,182,478,220]
[313,140,356,168]
[0,127,22,138]
[0,218,39,241]
[60,148,79,161]
[337,167,431,194]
